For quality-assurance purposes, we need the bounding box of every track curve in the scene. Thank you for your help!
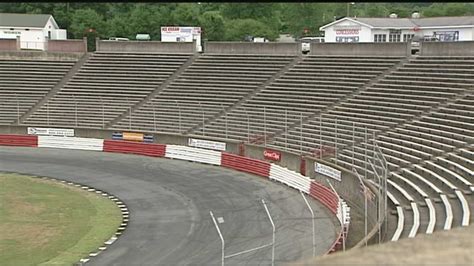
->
[0,146,337,265]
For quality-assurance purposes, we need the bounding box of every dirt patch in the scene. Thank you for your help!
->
[0,223,60,251]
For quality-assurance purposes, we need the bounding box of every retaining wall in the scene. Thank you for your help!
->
[310,42,409,56]
[420,41,474,56]
[97,40,195,53]
[204,42,300,55]
[47,38,87,53]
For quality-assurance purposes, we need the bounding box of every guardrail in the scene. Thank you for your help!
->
[0,133,350,255]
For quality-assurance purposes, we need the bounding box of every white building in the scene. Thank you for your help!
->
[320,14,474,43]
[0,13,67,50]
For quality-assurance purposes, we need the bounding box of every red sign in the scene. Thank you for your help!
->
[335,29,359,35]
[264,149,281,161]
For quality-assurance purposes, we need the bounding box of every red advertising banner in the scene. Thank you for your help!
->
[264,149,281,162]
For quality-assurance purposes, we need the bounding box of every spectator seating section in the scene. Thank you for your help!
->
[112,54,295,134]
[24,52,192,128]
[201,56,403,143]
[0,59,76,124]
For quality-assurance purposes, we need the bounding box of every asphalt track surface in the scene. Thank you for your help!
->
[0,147,338,266]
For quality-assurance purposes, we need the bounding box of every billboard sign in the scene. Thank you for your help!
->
[188,138,226,151]
[315,162,341,181]
[27,127,74,137]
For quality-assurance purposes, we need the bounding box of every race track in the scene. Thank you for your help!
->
[0,146,337,265]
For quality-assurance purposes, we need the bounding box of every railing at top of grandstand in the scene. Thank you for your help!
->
[20,41,45,51]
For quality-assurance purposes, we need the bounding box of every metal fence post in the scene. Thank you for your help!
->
[301,192,316,257]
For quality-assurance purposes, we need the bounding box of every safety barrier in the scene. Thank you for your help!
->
[37,136,104,151]
[103,140,166,157]
[221,152,271,178]
[269,164,311,193]
[165,145,221,165]
[0,134,37,147]
[309,182,339,214]
[0,133,350,255]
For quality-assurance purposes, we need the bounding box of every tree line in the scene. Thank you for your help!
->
[1,2,473,41]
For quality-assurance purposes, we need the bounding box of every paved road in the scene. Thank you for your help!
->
[0,147,337,266]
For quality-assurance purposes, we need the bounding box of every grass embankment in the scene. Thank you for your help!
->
[0,173,122,266]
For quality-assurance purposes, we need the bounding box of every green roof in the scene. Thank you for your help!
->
[0,13,55,28]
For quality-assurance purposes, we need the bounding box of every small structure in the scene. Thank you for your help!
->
[0,13,67,50]
[320,14,474,43]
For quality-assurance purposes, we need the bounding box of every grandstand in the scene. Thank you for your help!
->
[0,40,473,258]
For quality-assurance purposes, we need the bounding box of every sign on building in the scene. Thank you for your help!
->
[27,127,74,137]
[188,138,226,151]
[315,162,342,181]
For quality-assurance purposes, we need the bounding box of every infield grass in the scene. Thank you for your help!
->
[0,173,122,266]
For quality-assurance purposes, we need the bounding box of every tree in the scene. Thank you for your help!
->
[224,18,278,41]
[199,11,225,41]
[69,8,106,39]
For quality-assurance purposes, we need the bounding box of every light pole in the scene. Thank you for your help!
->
[353,168,368,247]
[301,191,316,257]
[346,2,355,17]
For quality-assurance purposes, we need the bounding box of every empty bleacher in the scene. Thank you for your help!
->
[23,52,191,128]
[0,59,77,125]
[111,54,295,134]
[199,56,403,142]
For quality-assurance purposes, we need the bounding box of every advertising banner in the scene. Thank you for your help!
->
[161,26,201,42]
[112,132,153,143]
[27,127,74,137]
[188,138,226,151]
[315,162,341,181]
[263,149,281,161]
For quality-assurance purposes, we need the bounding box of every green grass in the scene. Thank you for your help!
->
[0,173,122,266]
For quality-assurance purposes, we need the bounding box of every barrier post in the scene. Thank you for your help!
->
[300,112,303,153]
[285,109,288,150]
[175,100,181,134]
[319,115,323,159]
[352,122,355,167]
[153,103,156,132]
[73,94,78,127]
[264,106,266,147]
[15,93,19,125]
[210,211,225,266]
[200,101,205,136]
[335,118,338,165]
[301,191,316,257]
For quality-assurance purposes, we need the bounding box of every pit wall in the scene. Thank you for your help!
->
[204,42,301,55]
[310,42,410,56]
[420,41,474,56]
[96,39,195,53]
[0,125,379,249]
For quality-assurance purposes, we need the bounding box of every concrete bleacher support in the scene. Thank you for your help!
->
[310,43,410,56]
[204,42,300,55]
[47,37,87,53]
[0,51,84,60]
[420,41,474,56]
[96,39,195,53]
[0,39,18,51]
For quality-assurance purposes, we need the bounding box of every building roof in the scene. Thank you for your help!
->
[0,13,57,28]
[354,18,415,28]
[321,16,474,30]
